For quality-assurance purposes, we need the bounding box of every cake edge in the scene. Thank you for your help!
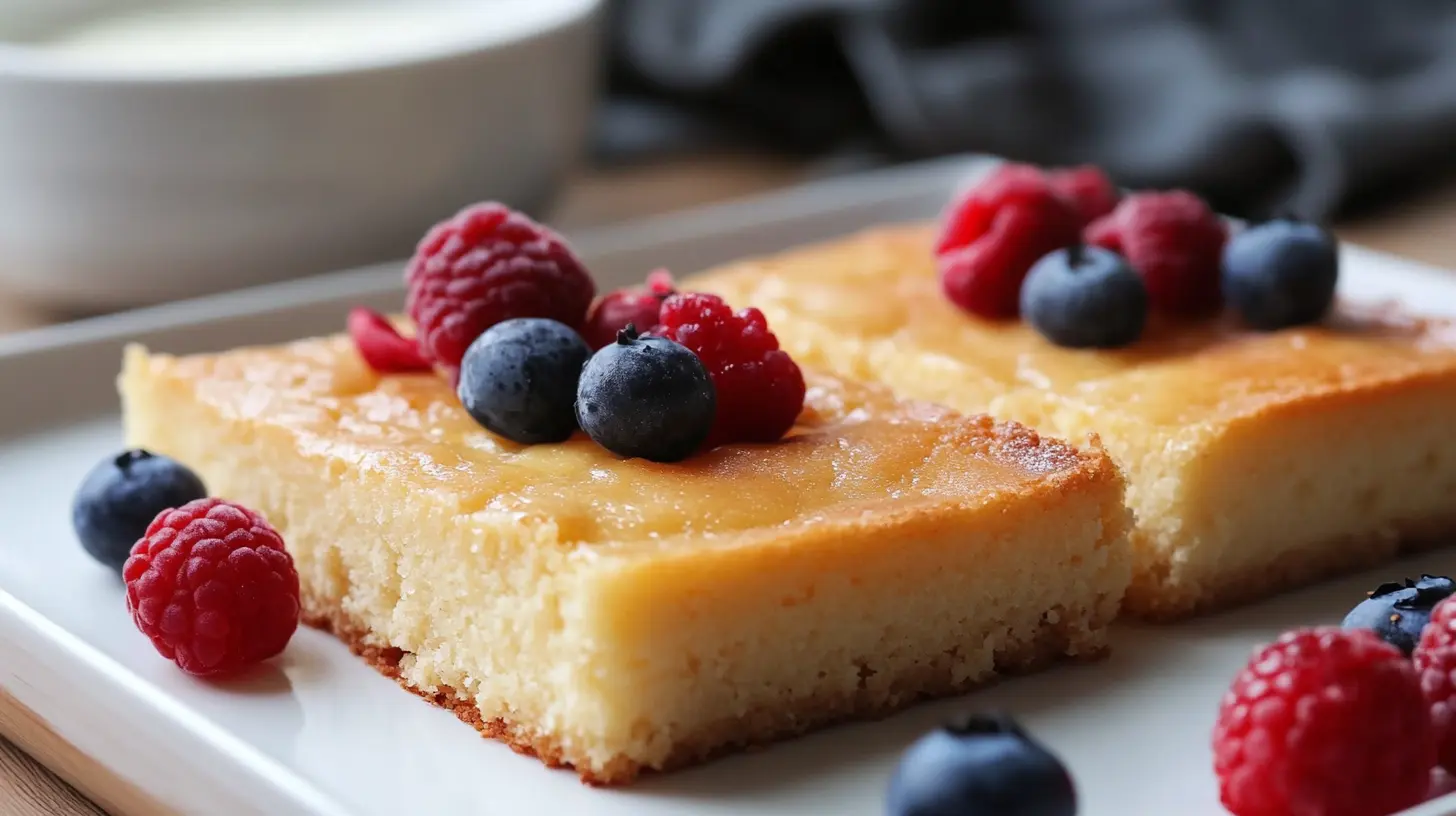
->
[1125,513,1456,620]
[302,598,1112,786]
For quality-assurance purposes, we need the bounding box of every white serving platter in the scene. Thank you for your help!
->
[2,155,1456,816]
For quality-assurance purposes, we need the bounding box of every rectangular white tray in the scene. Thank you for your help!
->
[3,156,1456,816]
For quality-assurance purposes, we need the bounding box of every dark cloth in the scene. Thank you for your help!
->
[602,0,1456,219]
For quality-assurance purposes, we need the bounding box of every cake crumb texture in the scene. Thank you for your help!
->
[119,339,1131,782]
[303,600,1106,785]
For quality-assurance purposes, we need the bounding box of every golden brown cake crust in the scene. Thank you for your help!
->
[121,338,1115,548]
[690,225,1456,619]
[302,600,1110,786]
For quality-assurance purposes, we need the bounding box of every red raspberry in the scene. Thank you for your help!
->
[122,498,300,678]
[645,268,674,296]
[935,163,1081,319]
[405,203,595,382]
[1213,627,1435,816]
[1047,165,1120,227]
[654,293,805,447]
[1416,596,1456,773]
[1085,190,1226,315]
[348,307,432,374]
[581,270,677,350]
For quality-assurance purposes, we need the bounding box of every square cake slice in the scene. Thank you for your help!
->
[692,225,1456,619]
[118,335,1130,784]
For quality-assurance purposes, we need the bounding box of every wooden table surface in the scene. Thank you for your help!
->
[3,154,1456,815]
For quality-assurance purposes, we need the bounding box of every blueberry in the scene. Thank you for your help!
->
[1020,245,1147,349]
[887,713,1076,816]
[575,326,716,462]
[72,449,207,573]
[1342,575,1455,656]
[1222,217,1339,331]
[457,318,592,445]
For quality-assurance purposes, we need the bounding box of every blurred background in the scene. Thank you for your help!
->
[1,0,1455,318]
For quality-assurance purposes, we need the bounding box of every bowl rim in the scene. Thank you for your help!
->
[0,0,600,86]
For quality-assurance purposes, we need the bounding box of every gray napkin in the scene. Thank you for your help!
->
[605,0,1456,220]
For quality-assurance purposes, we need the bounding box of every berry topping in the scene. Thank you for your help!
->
[1020,245,1148,349]
[405,202,595,382]
[1343,575,1455,656]
[575,326,716,463]
[1086,190,1227,315]
[886,713,1076,816]
[581,270,677,350]
[654,292,806,447]
[348,307,431,374]
[1048,165,1120,228]
[123,498,300,677]
[72,450,208,574]
[936,164,1081,319]
[457,318,591,445]
[1213,627,1434,816]
[1415,596,1456,773]
[1221,217,1340,331]
[645,268,675,296]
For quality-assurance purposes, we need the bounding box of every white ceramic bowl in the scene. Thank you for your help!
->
[0,0,602,309]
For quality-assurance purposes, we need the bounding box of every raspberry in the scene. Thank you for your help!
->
[654,293,805,447]
[1086,190,1227,315]
[1416,596,1456,772]
[348,307,431,374]
[581,270,676,350]
[405,203,595,382]
[122,498,300,677]
[935,164,1081,319]
[1213,627,1435,816]
[1047,165,1120,227]
[645,268,675,296]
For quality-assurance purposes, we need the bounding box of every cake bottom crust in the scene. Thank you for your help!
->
[1127,513,1456,620]
[303,601,1110,785]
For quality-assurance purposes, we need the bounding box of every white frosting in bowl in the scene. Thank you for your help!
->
[4,0,585,77]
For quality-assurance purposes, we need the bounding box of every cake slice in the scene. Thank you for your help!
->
[118,335,1131,784]
[692,225,1456,619]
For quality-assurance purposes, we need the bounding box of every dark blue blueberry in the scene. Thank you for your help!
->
[575,326,715,463]
[457,318,591,445]
[1222,217,1339,331]
[887,713,1076,816]
[1342,575,1455,656]
[1020,245,1147,349]
[72,449,207,573]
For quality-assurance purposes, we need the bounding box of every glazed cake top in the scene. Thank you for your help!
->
[125,335,1116,546]
[692,225,1456,431]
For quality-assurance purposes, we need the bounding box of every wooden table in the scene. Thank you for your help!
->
[3,154,1455,814]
